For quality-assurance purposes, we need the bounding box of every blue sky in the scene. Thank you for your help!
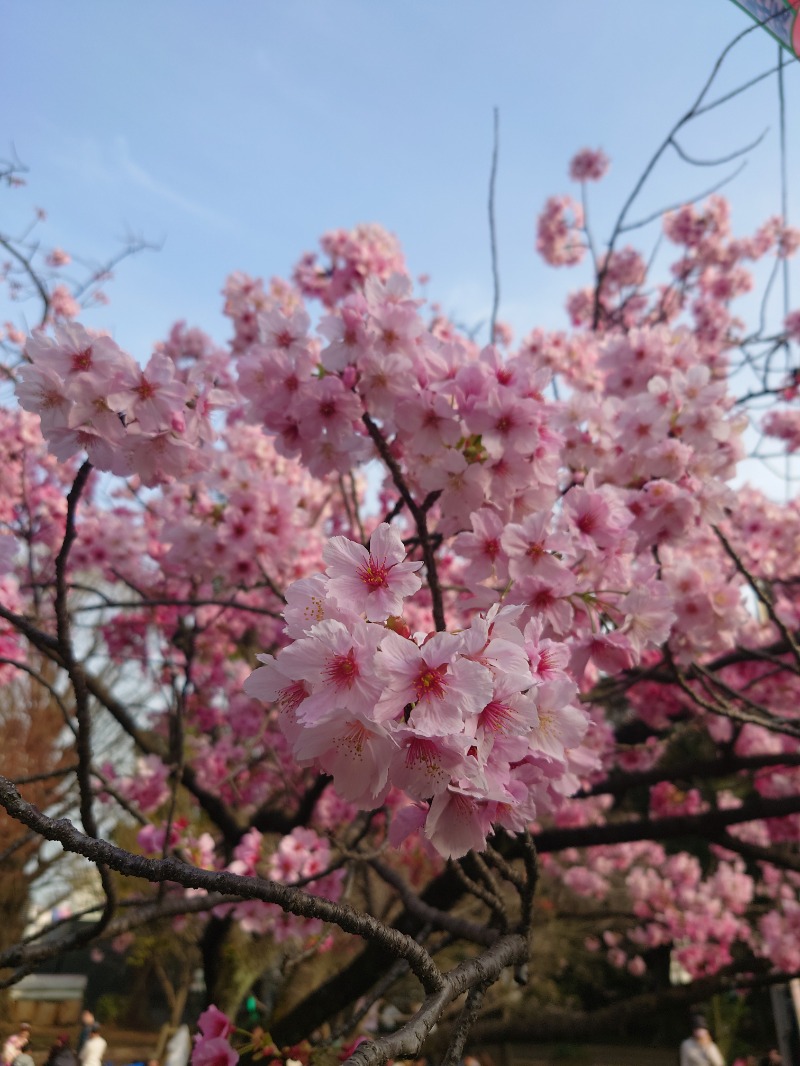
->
[2,2,799,357]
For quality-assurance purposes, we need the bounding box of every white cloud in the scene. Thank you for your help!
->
[111,136,237,231]
[47,130,237,233]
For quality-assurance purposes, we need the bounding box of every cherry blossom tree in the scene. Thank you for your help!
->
[2,31,800,1066]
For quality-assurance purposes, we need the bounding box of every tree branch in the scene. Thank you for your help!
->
[0,777,445,996]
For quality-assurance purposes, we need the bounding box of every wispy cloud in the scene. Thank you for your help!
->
[49,130,238,233]
[111,136,237,231]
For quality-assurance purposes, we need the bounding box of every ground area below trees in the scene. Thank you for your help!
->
[0,1028,682,1066]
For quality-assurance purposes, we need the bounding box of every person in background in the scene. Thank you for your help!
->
[78,1024,107,1066]
[680,1014,725,1066]
[76,1011,95,1055]
[45,1033,79,1066]
[162,1025,190,1066]
[2,1024,32,1066]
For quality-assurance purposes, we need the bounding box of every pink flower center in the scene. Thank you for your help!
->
[577,509,598,534]
[480,699,513,733]
[358,556,389,589]
[530,587,556,611]
[281,420,301,446]
[536,647,557,675]
[483,537,500,559]
[341,720,368,756]
[136,377,156,401]
[405,739,449,788]
[278,680,308,715]
[324,649,359,690]
[71,346,93,372]
[405,737,439,771]
[413,666,447,702]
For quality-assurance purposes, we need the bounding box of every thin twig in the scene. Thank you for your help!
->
[0,231,50,325]
[693,62,784,119]
[714,525,800,669]
[369,858,499,947]
[441,984,488,1066]
[592,21,772,327]
[362,413,446,630]
[670,128,768,167]
[619,162,747,234]
[488,107,500,344]
[778,46,790,320]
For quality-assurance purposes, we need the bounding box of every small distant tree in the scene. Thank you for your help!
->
[0,658,74,969]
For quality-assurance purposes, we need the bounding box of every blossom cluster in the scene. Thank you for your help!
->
[17,322,227,485]
[9,158,800,1000]
[537,152,800,356]
[293,221,407,307]
[244,522,591,858]
[569,147,610,183]
[225,255,740,686]
[191,1006,317,1066]
[135,819,344,944]
[625,851,754,978]
[536,195,586,267]
[548,837,758,979]
[192,1005,238,1066]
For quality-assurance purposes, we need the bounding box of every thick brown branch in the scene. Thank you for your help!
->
[579,751,800,799]
[715,831,800,873]
[1,892,241,971]
[368,858,500,947]
[467,960,797,1045]
[534,792,800,853]
[0,777,444,995]
[347,934,527,1066]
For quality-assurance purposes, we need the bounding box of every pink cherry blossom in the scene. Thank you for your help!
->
[501,512,571,584]
[9,142,800,1008]
[424,785,495,859]
[529,679,585,760]
[106,351,189,433]
[291,711,396,807]
[196,1005,235,1040]
[569,148,610,182]
[192,1036,238,1066]
[276,618,384,724]
[452,507,509,584]
[0,533,17,574]
[374,629,494,734]
[323,522,422,622]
